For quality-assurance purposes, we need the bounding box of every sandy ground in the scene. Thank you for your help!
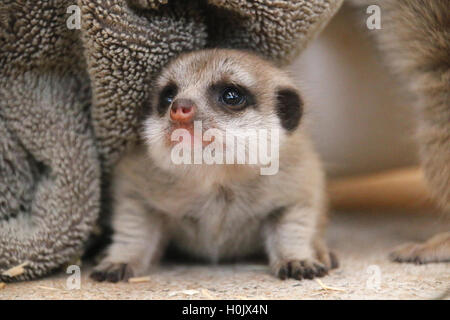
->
[1,212,449,300]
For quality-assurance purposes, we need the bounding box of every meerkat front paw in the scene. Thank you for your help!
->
[317,249,339,270]
[274,259,328,280]
[314,241,339,270]
[90,261,135,283]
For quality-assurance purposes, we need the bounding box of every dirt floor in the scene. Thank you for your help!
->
[1,212,449,300]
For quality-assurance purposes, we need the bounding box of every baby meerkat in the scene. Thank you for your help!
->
[91,49,338,283]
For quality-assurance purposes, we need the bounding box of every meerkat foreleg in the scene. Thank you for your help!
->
[90,197,168,282]
[263,206,328,280]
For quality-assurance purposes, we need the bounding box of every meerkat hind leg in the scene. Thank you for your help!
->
[389,232,450,264]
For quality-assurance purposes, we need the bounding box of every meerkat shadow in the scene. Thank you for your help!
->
[162,243,268,267]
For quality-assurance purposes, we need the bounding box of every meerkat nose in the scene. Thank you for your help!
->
[170,98,195,123]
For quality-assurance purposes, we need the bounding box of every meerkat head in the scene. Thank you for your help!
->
[142,49,304,181]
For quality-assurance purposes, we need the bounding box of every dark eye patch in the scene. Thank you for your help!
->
[275,88,303,132]
[157,83,178,117]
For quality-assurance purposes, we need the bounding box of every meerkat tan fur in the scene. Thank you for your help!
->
[349,0,450,263]
[91,49,337,282]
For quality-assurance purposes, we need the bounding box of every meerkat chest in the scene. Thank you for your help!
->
[169,185,270,261]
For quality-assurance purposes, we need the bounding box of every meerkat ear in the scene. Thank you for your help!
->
[275,88,303,132]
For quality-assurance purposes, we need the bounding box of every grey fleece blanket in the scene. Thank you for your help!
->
[0,0,342,281]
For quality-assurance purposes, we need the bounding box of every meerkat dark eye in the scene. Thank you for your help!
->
[220,87,246,107]
[157,84,178,116]
[161,85,177,105]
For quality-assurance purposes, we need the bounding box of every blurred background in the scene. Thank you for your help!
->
[288,5,434,212]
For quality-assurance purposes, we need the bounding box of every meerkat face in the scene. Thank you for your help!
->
[142,49,304,179]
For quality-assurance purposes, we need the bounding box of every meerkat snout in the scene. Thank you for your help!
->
[91,49,337,283]
[169,99,195,123]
